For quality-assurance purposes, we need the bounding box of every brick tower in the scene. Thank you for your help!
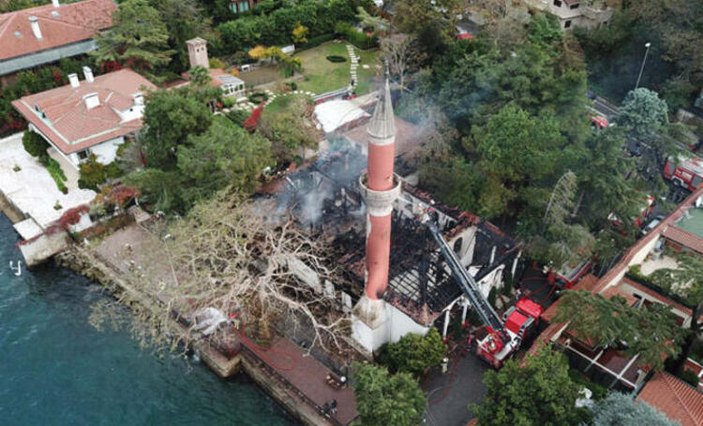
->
[352,75,401,352]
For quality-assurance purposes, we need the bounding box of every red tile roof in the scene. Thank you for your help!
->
[12,68,156,154]
[663,225,703,255]
[0,0,115,62]
[541,274,599,322]
[637,372,703,426]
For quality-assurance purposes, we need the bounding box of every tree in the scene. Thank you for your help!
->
[353,363,425,426]
[189,65,211,88]
[258,96,319,161]
[91,0,174,73]
[591,392,678,426]
[466,104,565,218]
[91,191,352,352]
[651,254,703,372]
[177,117,272,207]
[380,328,446,376]
[149,0,212,73]
[617,88,669,141]
[291,23,309,44]
[140,89,212,170]
[381,34,413,90]
[471,347,584,425]
[554,290,685,371]
[22,131,49,158]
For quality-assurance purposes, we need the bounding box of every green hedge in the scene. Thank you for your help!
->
[42,156,68,194]
[298,33,335,50]
[22,131,49,158]
[334,22,378,50]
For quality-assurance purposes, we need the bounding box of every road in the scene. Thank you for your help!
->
[592,95,619,120]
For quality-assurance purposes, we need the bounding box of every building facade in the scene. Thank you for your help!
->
[12,68,156,169]
[0,0,116,87]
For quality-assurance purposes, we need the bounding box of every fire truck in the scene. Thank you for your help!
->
[664,155,703,192]
[423,218,544,368]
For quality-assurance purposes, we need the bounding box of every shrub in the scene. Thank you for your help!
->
[209,57,227,69]
[298,33,335,50]
[378,328,446,377]
[222,97,237,108]
[334,22,378,50]
[286,81,298,91]
[248,92,269,104]
[78,154,120,191]
[45,157,68,193]
[326,55,346,63]
[679,369,700,388]
[226,109,250,127]
[22,131,49,158]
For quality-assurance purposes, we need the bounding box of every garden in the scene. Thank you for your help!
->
[236,41,379,96]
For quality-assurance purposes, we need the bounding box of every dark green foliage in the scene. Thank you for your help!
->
[140,89,213,170]
[149,0,212,74]
[177,116,271,206]
[216,0,361,53]
[225,109,250,127]
[129,92,271,213]
[334,22,378,49]
[325,55,346,63]
[22,131,49,158]
[554,290,685,371]
[591,392,678,426]
[378,328,446,376]
[78,154,122,191]
[43,157,68,194]
[678,369,700,388]
[91,0,174,74]
[298,33,335,50]
[472,347,585,426]
[248,92,269,104]
[353,363,426,426]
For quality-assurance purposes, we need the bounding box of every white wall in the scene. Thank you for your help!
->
[352,301,430,353]
[89,136,124,165]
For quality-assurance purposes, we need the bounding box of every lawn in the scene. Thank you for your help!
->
[295,41,380,95]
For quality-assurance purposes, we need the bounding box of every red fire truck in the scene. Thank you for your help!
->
[664,155,703,192]
[424,218,544,368]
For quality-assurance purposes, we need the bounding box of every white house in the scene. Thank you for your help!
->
[12,68,156,169]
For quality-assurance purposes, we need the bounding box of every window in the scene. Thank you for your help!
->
[77,150,89,160]
[239,1,249,12]
[570,3,579,9]
[553,0,562,6]
[564,20,572,28]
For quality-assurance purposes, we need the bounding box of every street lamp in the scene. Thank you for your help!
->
[635,42,652,90]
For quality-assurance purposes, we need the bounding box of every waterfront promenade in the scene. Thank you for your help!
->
[77,222,359,425]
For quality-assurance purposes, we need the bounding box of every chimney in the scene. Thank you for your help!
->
[186,38,210,70]
[52,0,60,7]
[82,66,94,83]
[83,93,100,110]
[68,73,80,88]
[28,16,42,40]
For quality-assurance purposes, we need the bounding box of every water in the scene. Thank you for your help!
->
[0,215,294,426]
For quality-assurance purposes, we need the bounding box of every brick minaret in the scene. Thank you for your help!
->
[352,75,401,351]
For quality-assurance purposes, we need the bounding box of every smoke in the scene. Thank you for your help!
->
[268,143,369,228]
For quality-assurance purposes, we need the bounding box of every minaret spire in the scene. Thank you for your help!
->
[352,72,402,352]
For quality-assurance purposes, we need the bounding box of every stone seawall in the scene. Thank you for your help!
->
[0,190,25,224]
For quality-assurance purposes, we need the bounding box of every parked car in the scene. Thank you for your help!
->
[642,215,665,235]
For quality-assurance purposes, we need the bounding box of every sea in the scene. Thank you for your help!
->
[0,214,294,426]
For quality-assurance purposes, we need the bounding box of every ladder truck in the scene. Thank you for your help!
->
[423,217,543,368]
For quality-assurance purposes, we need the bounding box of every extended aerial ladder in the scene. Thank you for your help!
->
[421,213,543,368]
